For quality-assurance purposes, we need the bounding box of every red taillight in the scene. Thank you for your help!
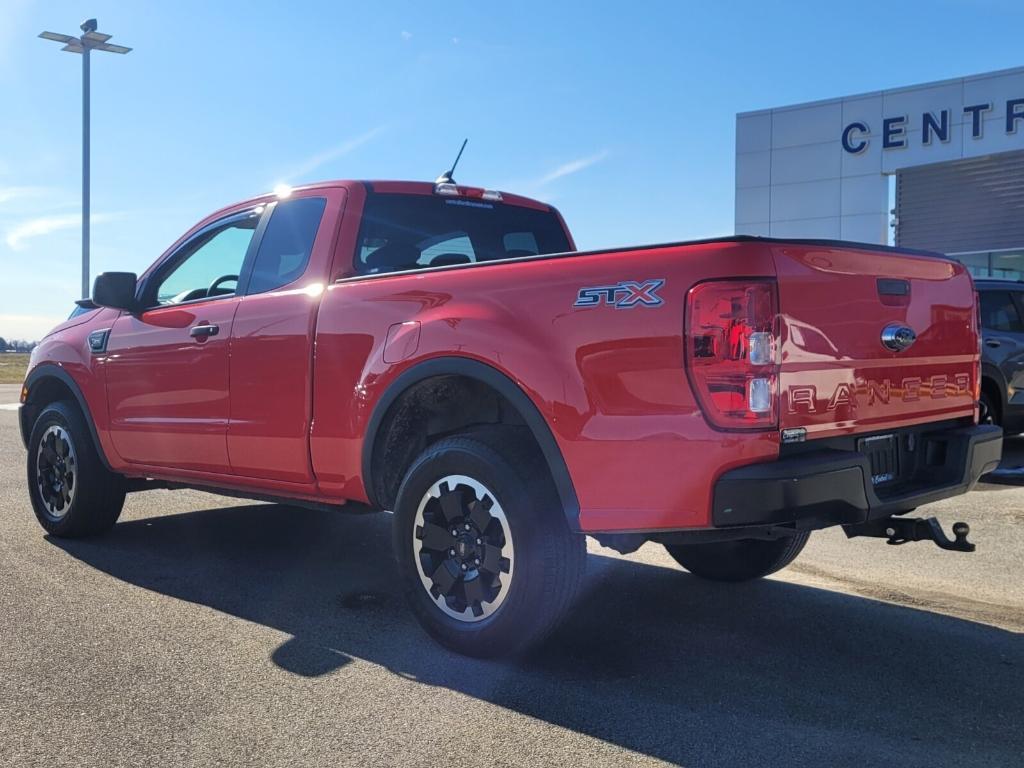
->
[685,279,779,430]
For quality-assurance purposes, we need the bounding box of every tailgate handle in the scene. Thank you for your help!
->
[877,278,910,297]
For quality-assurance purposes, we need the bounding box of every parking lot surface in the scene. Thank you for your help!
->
[1,384,1021,767]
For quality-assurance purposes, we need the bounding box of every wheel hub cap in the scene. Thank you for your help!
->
[412,475,514,623]
[35,425,77,519]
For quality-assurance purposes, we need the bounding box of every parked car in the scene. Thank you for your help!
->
[976,279,1024,434]
[19,179,1002,656]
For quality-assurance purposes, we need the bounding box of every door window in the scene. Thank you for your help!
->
[979,290,1024,332]
[153,214,259,306]
[246,197,327,295]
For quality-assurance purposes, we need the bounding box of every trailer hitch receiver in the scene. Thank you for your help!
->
[845,516,975,552]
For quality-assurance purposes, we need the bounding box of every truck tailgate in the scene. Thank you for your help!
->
[770,242,977,438]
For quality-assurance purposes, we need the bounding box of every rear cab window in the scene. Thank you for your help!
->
[355,193,571,275]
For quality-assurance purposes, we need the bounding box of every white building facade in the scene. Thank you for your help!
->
[735,66,1024,279]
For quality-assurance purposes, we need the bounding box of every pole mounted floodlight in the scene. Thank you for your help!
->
[39,19,132,299]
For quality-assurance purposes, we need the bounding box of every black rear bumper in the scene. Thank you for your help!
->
[713,423,1002,528]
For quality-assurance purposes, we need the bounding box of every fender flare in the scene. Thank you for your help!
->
[21,363,113,471]
[361,356,581,530]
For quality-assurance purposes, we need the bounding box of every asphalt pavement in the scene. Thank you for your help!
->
[1,383,1021,767]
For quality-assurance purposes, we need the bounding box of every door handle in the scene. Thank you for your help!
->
[985,339,1001,348]
[190,324,219,338]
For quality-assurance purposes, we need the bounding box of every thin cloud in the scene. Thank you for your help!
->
[281,126,387,183]
[401,30,413,41]
[538,149,609,185]
[5,212,119,250]
[0,186,48,205]
[0,0,32,75]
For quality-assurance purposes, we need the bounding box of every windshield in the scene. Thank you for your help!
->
[355,193,572,275]
[68,301,97,320]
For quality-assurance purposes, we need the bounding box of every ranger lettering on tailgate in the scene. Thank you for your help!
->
[788,373,972,413]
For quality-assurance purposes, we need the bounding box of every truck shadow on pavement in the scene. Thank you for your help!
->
[50,503,1023,768]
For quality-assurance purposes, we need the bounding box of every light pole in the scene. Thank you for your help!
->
[39,19,131,299]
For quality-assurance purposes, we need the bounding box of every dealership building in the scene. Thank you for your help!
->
[735,66,1024,279]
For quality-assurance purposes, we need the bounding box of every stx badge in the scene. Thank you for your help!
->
[574,279,665,309]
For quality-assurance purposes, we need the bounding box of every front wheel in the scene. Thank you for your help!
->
[393,430,585,658]
[664,532,810,582]
[27,401,125,538]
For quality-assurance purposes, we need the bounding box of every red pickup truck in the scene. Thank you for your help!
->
[20,179,1002,656]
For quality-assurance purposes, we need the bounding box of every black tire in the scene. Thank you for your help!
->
[979,389,1000,426]
[393,428,586,658]
[664,532,810,582]
[27,401,125,538]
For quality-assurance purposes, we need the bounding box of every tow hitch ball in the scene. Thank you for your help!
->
[846,517,975,552]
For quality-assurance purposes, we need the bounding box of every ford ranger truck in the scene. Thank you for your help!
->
[20,179,1002,657]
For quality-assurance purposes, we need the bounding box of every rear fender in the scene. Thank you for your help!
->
[362,356,582,530]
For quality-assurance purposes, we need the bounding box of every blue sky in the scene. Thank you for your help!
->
[2,0,1022,340]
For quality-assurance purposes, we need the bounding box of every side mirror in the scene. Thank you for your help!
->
[92,272,140,312]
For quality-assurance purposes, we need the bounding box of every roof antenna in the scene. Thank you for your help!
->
[435,139,468,184]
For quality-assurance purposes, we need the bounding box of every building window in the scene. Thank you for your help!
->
[951,250,1024,282]
[955,251,990,279]
[991,251,1024,281]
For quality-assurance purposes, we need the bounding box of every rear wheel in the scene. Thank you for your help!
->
[27,401,125,538]
[393,430,585,657]
[664,532,810,582]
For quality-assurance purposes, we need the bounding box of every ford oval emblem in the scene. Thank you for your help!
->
[881,324,916,352]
